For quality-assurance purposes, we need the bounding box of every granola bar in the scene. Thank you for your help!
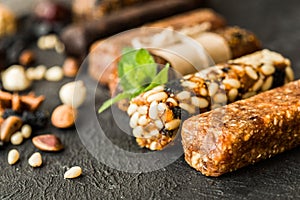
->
[182,79,300,176]
[127,50,293,150]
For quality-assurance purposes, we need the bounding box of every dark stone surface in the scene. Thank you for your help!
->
[1,0,300,199]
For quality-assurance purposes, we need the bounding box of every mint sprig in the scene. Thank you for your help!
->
[98,48,169,113]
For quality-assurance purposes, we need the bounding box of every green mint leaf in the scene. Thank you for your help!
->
[118,48,156,91]
[136,49,156,79]
[144,64,170,92]
[98,92,132,113]
[118,48,136,78]
[99,48,170,114]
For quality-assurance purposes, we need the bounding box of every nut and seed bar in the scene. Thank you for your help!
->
[182,79,300,177]
[127,49,293,150]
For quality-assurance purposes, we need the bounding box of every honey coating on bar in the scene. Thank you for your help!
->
[182,80,300,177]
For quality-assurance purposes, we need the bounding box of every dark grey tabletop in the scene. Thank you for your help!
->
[1,0,300,199]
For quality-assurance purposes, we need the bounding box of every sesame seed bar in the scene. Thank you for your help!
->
[127,49,293,150]
[182,79,300,177]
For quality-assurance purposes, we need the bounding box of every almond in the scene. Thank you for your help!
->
[32,134,64,152]
[0,116,23,142]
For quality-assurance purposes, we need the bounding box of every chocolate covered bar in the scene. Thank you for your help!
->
[88,9,227,89]
[182,79,300,177]
[72,0,156,22]
[61,0,205,56]
[126,50,293,150]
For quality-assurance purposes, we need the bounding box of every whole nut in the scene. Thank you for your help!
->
[0,117,4,126]
[1,65,32,91]
[21,124,32,139]
[64,166,82,179]
[45,66,64,81]
[8,149,20,165]
[19,50,35,66]
[10,131,23,145]
[26,65,47,81]
[62,57,79,77]
[32,134,64,152]
[51,105,77,128]
[0,116,23,142]
[28,152,42,167]
[59,81,86,108]
[34,65,47,80]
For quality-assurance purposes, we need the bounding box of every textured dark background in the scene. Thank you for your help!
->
[1,0,300,199]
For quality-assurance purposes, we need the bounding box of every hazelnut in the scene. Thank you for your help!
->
[62,57,79,77]
[51,105,77,128]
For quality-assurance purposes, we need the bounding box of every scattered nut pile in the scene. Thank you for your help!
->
[0,1,86,180]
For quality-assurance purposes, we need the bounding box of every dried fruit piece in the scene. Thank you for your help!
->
[64,166,82,179]
[11,93,21,112]
[28,152,42,167]
[22,110,49,129]
[51,105,77,128]
[32,134,63,152]
[8,149,19,165]
[0,116,23,142]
